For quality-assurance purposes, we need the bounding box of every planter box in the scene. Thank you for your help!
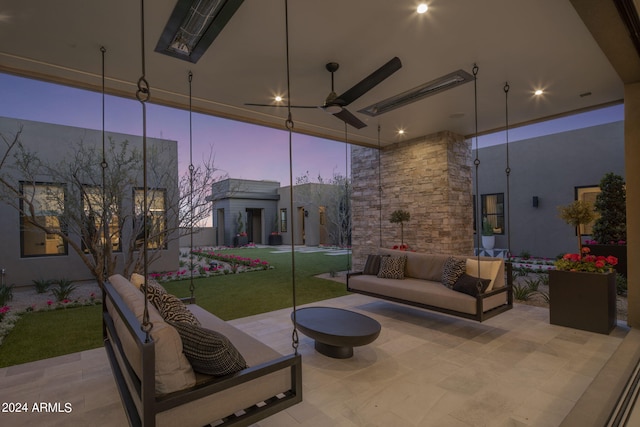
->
[549,270,616,334]
[584,244,627,277]
[268,234,283,246]
[233,235,248,247]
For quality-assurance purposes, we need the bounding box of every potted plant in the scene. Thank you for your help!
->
[233,211,248,247]
[558,200,595,254]
[585,172,627,277]
[549,247,618,334]
[268,217,282,246]
[481,217,495,250]
[550,200,617,334]
[389,209,410,246]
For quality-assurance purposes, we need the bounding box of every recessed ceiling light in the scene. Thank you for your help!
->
[274,96,283,102]
[417,4,429,14]
[534,89,544,96]
[398,129,405,135]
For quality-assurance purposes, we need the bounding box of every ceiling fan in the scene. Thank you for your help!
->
[245,56,402,129]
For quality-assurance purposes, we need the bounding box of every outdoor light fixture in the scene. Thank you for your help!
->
[156,0,245,63]
[358,69,474,117]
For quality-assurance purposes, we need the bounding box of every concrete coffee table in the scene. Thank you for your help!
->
[292,307,381,358]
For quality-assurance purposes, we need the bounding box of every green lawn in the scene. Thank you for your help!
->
[0,248,350,367]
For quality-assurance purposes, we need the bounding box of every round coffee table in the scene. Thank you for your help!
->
[292,307,381,358]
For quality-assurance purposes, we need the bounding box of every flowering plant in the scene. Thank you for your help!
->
[554,247,618,273]
[584,239,626,246]
[392,244,410,251]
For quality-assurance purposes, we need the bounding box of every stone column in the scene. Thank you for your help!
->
[351,131,472,269]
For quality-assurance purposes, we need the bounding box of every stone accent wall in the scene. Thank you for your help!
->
[351,131,473,270]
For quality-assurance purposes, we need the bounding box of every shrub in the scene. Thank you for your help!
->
[50,279,77,302]
[616,274,628,296]
[513,283,535,301]
[32,278,52,294]
[0,284,14,307]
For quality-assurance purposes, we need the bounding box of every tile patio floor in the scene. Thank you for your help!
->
[0,294,631,426]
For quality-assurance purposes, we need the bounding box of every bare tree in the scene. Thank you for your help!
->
[0,126,221,286]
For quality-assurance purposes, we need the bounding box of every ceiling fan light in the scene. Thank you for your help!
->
[324,104,342,114]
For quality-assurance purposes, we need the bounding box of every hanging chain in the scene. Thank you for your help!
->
[283,0,299,354]
[138,0,152,340]
[188,71,196,301]
[472,64,483,293]
[100,46,109,287]
[504,82,512,260]
[377,124,383,246]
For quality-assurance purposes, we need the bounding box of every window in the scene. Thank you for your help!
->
[576,186,600,235]
[82,186,121,252]
[20,183,67,257]
[134,188,167,249]
[481,193,504,235]
[280,208,287,233]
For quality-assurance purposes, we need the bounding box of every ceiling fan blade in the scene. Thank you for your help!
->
[333,108,367,129]
[335,56,402,106]
[244,103,318,109]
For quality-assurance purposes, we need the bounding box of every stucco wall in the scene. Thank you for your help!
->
[0,116,179,286]
[474,121,624,258]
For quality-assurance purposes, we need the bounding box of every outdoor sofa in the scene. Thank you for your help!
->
[347,248,513,322]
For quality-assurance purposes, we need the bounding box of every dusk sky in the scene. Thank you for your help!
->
[0,73,624,184]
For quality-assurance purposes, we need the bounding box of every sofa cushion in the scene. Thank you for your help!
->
[465,259,501,291]
[158,293,201,326]
[108,274,196,394]
[378,255,406,279]
[442,257,467,288]
[363,254,384,275]
[168,321,248,376]
[453,273,491,297]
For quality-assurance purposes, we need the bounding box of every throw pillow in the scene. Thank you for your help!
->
[465,259,501,291]
[140,279,168,310]
[130,272,145,289]
[168,321,248,376]
[377,255,406,279]
[452,273,491,297]
[363,254,383,275]
[157,293,201,326]
[441,257,467,288]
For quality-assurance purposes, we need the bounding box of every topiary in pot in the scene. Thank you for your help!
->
[558,200,595,254]
[592,172,626,245]
[390,209,410,245]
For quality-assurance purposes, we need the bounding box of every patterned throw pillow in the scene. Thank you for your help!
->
[452,273,491,297]
[140,279,167,310]
[363,254,384,275]
[441,257,467,288]
[168,321,248,376]
[157,293,201,326]
[377,255,407,279]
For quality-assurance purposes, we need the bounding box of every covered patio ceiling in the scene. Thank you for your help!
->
[0,0,638,148]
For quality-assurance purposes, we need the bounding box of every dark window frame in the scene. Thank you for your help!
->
[19,181,68,258]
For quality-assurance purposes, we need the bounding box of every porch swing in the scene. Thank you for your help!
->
[102,1,302,426]
[347,64,514,322]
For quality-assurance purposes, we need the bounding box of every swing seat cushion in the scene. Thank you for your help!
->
[107,274,196,394]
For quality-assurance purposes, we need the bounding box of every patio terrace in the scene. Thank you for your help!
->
[1,293,638,426]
